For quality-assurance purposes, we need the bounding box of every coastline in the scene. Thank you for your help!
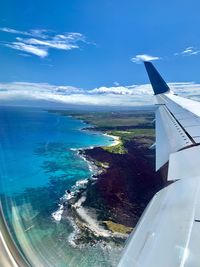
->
[51,131,125,244]
[51,110,163,247]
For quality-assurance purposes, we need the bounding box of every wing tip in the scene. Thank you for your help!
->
[144,61,170,95]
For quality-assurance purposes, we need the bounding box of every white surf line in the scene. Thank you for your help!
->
[52,132,119,223]
[72,196,127,239]
[73,196,112,238]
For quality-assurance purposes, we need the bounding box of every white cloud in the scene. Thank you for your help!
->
[0,27,51,39]
[174,46,200,56]
[54,32,86,42]
[16,37,78,50]
[0,80,200,107]
[0,82,152,107]
[0,27,32,36]
[0,82,83,94]
[88,85,154,96]
[0,27,88,58]
[131,54,161,64]
[29,29,50,39]
[6,42,48,58]
[89,86,132,95]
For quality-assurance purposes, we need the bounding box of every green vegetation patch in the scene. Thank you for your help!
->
[103,220,133,234]
[102,128,154,154]
[107,129,154,141]
[102,141,127,154]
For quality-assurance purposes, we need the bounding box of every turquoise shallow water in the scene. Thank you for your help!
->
[0,107,121,267]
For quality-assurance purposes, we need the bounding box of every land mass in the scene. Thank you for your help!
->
[51,110,164,244]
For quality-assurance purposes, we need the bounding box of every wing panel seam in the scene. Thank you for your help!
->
[160,104,196,145]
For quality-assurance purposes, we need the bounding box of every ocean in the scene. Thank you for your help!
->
[0,107,122,267]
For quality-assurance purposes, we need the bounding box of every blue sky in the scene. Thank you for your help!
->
[1,0,200,107]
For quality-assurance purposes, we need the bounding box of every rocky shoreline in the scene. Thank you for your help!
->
[52,140,128,247]
[50,110,164,247]
[52,135,163,247]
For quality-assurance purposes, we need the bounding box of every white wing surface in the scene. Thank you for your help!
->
[118,62,200,267]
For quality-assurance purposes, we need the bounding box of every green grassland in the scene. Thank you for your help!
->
[102,141,127,154]
[103,128,155,154]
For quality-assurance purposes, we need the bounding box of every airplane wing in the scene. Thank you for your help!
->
[118,62,200,267]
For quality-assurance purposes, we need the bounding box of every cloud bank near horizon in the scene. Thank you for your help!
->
[0,81,200,108]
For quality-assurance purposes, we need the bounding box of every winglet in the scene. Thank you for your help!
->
[144,61,170,95]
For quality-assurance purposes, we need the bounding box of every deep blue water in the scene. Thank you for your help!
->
[0,107,121,267]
